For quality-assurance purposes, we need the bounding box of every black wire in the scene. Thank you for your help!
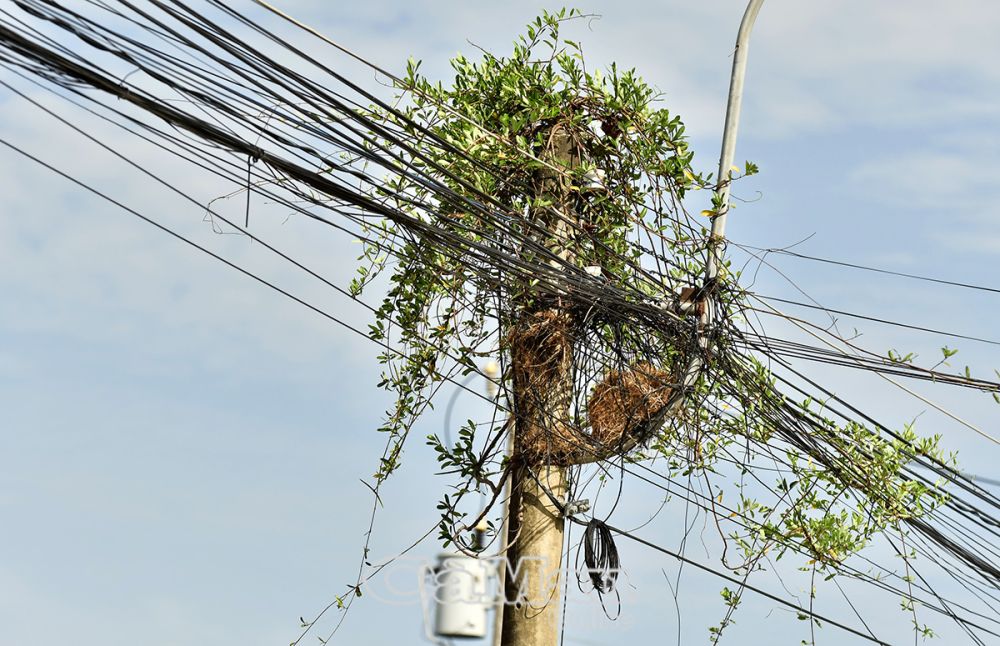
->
[0,0,704,328]
[0,134,506,413]
[582,518,620,595]
[15,120,999,636]
[753,247,1000,295]
[577,517,898,646]
[756,294,1000,347]
[5,4,1000,641]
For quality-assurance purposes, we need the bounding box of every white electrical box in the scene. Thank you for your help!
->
[432,554,490,639]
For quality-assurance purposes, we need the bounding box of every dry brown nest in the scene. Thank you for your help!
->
[587,362,675,451]
[507,309,676,465]
[507,309,578,465]
[508,309,572,397]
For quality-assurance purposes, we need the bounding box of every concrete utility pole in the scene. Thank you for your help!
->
[498,464,568,645]
[497,3,765,642]
[499,128,578,646]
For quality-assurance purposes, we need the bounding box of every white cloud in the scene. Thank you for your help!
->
[849,153,994,210]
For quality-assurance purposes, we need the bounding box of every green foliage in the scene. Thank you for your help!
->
[348,9,957,641]
[354,8,704,489]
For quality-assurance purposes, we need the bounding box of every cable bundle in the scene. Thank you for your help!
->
[582,518,620,595]
[1,3,999,643]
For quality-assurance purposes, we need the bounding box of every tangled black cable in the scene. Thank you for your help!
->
[4,2,1000,642]
[582,518,620,595]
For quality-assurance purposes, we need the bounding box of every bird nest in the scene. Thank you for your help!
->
[507,309,578,465]
[507,309,676,465]
[508,309,572,396]
[587,362,675,451]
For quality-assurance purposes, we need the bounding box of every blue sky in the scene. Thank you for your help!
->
[1,2,999,645]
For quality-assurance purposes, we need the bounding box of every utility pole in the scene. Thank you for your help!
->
[499,127,578,646]
[496,4,765,643]
[706,0,765,284]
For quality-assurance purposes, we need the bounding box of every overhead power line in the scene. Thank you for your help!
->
[756,294,1000,347]
[600,518,1000,645]
[3,2,999,642]
[751,247,1000,296]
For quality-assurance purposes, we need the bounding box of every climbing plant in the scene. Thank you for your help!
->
[350,9,953,641]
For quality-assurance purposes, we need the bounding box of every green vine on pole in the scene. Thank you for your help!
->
[349,9,955,641]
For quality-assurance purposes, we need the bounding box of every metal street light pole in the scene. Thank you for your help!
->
[706,0,766,285]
